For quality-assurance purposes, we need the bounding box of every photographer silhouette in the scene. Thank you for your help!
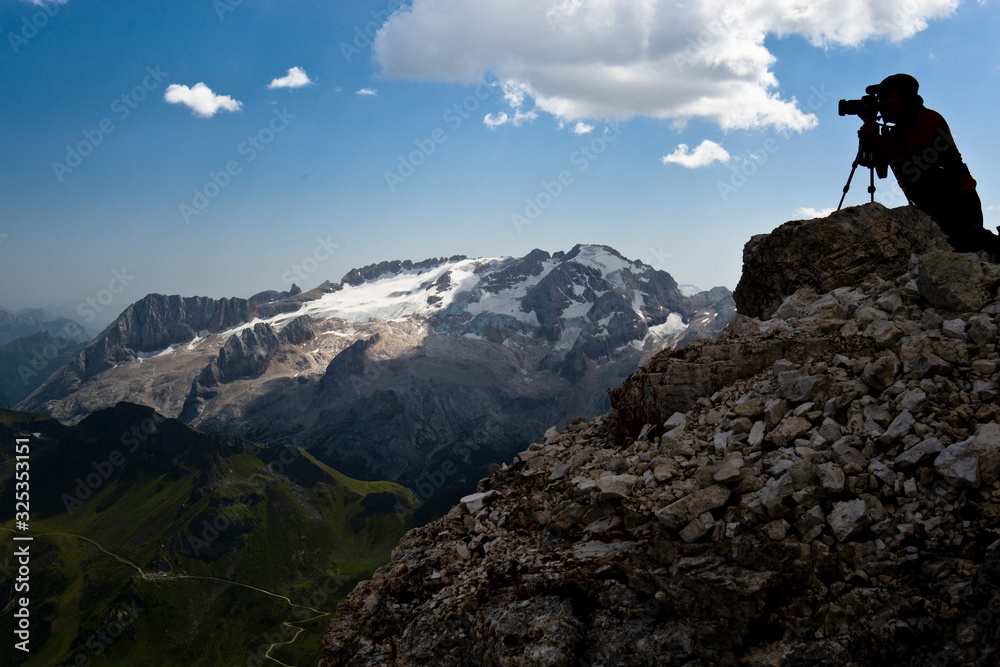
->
[852,73,998,258]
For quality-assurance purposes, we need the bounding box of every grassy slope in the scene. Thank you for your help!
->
[0,407,416,666]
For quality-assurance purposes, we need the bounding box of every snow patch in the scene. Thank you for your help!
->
[571,245,634,278]
[561,300,592,320]
[133,346,177,360]
[555,326,582,351]
[645,313,687,345]
[631,291,645,317]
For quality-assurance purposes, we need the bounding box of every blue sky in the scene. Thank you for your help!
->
[2,0,998,331]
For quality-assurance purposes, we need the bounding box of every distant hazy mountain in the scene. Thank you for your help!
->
[0,307,90,408]
[19,245,734,500]
[0,307,90,346]
[0,332,87,408]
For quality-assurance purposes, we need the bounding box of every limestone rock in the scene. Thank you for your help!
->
[969,423,1000,484]
[655,484,731,530]
[768,415,813,447]
[934,440,981,488]
[713,452,745,484]
[596,473,640,499]
[733,203,946,320]
[827,499,869,542]
[894,437,944,468]
[460,490,496,514]
[915,250,989,313]
[862,354,900,392]
[778,370,830,403]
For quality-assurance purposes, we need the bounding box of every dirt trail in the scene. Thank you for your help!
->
[2,527,330,666]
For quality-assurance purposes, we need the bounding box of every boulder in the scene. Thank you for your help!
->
[734,203,946,320]
[915,250,989,313]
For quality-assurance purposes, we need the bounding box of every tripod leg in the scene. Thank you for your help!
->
[837,160,861,211]
[838,137,872,212]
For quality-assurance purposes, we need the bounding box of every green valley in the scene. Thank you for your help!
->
[0,403,416,666]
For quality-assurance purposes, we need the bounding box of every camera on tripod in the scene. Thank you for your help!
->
[835,93,889,210]
[838,94,879,122]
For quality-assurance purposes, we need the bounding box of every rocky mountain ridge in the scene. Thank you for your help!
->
[18,245,734,492]
[320,204,1000,666]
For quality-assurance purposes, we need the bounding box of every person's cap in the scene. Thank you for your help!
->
[866,73,919,97]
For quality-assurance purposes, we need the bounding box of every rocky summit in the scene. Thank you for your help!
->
[320,203,1000,666]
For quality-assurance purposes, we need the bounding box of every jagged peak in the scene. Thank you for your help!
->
[341,255,470,287]
[248,284,301,306]
[561,242,630,264]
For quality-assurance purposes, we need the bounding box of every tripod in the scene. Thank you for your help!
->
[837,137,881,211]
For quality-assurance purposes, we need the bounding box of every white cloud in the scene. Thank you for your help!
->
[164,83,242,118]
[661,140,730,169]
[374,0,959,132]
[796,206,836,219]
[268,66,313,89]
[483,112,510,129]
[572,121,594,135]
[356,88,378,95]
[482,80,538,129]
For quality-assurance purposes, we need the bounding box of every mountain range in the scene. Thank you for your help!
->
[18,245,734,505]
